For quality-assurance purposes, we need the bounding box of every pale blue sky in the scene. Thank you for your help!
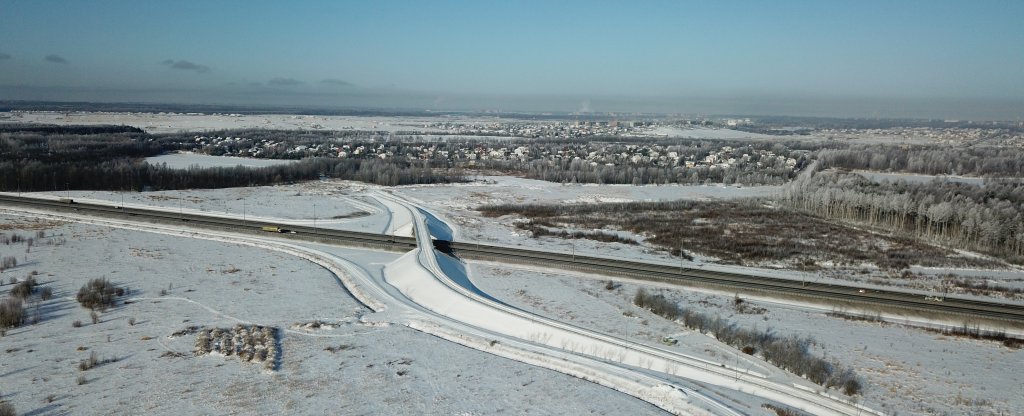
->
[1,0,1023,118]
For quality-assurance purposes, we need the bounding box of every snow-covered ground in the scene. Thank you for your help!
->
[640,126,774,140]
[4,181,1021,415]
[27,181,390,233]
[390,176,1024,296]
[350,191,876,415]
[394,175,779,243]
[145,152,297,169]
[0,213,666,415]
[854,170,994,186]
[467,263,1024,415]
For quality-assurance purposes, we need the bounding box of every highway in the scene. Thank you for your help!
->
[1,192,1022,325]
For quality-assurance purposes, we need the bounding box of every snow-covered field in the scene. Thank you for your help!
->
[0,111,465,134]
[28,181,389,233]
[146,152,297,169]
[0,214,665,415]
[640,126,774,140]
[38,172,1023,295]
[394,175,779,243]
[855,170,988,186]
[468,263,1024,415]
[390,177,1024,295]
[3,180,1022,415]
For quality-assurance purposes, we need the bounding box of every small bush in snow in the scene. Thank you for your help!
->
[39,287,53,301]
[762,403,806,416]
[0,297,25,329]
[0,401,15,416]
[0,256,16,271]
[633,288,680,320]
[76,278,123,311]
[77,351,115,371]
[78,351,98,371]
[10,278,36,299]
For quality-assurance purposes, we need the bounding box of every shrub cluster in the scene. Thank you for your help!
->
[10,277,36,299]
[633,289,863,395]
[762,403,807,416]
[77,350,116,371]
[633,289,681,319]
[0,297,25,329]
[517,221,640,245]
[76,278,124,311]
[194,324,278,370]
[1,233,27,245]
[0,256,16,271]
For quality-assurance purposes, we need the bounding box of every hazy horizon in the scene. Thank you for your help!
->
[2,0,1023,120]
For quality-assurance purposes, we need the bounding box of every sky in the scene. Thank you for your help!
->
[1,0,1023,119]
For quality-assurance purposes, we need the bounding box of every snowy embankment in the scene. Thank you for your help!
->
[374,192,878,416]
[374,192,415,237]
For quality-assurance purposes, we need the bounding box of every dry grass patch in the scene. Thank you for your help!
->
[479,199,998,270]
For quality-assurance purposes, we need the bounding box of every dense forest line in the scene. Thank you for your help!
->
[782,170,1024,263]
[817,145,1024,177]
[0,127,464,192]
[4,123,1024,197]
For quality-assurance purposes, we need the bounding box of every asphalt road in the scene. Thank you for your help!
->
[2,193,1022,326]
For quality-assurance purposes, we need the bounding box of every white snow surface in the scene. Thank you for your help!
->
[4,179,1021,415]
[25,181,390,233]
[467,263,1024,415]
[0,211,669,415]
[640,126,774,140]
[373,192,877,415]
[145,152,298,169]
[854,169,988,186]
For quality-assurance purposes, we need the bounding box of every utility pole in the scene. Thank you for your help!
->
[178,191,183,219]
[679,240,684,273]
[312,199,318,235]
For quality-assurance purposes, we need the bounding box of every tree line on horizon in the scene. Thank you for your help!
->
[0,126,464,192]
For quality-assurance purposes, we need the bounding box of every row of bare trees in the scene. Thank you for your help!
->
[816,145,1024,177]
[782,170,1024,262]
